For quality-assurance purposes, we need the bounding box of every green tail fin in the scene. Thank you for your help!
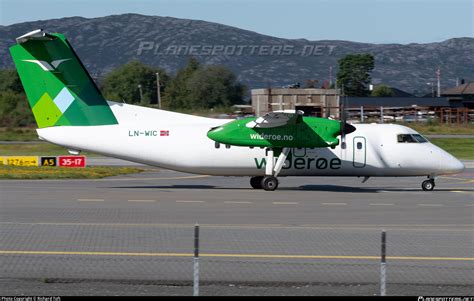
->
[9,29,118,128]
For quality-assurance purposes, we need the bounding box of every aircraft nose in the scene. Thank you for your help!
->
[439,154,465,174]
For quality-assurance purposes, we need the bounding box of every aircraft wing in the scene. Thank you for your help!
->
[245,110,304,129]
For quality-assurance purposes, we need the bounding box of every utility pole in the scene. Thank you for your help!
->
[156,72,161,109]
[329,66,333,87]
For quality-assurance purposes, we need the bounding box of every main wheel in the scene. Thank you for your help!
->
[421,179,435,191]
[250,176,264,189]
[261,176,279,191]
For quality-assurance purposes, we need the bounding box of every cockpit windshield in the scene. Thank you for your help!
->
[412,134,428,143]
[397,134,429,143]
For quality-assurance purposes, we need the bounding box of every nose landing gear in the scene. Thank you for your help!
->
[421,177,435,191]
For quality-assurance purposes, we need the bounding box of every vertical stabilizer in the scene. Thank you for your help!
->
[9,29,118,128]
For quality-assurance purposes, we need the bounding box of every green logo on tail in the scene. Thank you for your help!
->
[9,30,118,128]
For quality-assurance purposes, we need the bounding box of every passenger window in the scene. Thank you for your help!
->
[357,142,363,150]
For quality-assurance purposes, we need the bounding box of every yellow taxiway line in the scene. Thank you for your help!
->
[1,222,473,232]
[0,250,472,261]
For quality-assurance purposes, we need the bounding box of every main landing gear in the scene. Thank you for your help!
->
[250,176,263,189]
[421,176,436,191]
[250,147,289,191]
[250,175,279,191]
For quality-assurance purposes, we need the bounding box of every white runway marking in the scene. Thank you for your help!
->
[77,199,104,202]
[322,203,347,206]
[128,200,156,203]
[176,200,205,203]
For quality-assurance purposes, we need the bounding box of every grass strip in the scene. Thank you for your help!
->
[0,166,145,179]
[401,123,474,135]
[0,143,100,157]
[430,138,474,160]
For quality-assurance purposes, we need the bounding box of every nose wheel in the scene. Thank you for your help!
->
[421,178,435,191]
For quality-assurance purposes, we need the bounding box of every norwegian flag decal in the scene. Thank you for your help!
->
[160,130,169,136]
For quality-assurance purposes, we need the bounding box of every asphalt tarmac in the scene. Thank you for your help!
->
[1,169,473,296]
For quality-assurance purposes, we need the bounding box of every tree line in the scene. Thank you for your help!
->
[0,57,247,127]
[1,53,385,127]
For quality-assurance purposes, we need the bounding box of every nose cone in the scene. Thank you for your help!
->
[439,156,465,174]
[434,145,465,174]
[207,126,228,144]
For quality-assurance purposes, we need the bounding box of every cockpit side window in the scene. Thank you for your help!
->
[397,134,418,143]
[397,134,429,143]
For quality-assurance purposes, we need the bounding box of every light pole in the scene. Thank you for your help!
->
[137,84,143,103]
[427,82,435,97]
[156,73,161,109]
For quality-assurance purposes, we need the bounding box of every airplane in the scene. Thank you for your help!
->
[8,29,465,191]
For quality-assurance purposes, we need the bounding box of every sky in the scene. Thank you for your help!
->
[0,0,472,43]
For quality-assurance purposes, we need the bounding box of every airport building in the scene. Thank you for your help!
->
[251,88,340,117]
[441,81,474,109]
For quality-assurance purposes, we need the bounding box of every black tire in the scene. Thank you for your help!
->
[250,176,264,189]
[261,176,279,191]
[421,179,435,191]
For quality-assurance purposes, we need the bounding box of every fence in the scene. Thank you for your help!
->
[1,223,472,296]
[294,106,474,124]
[346,107,474,125]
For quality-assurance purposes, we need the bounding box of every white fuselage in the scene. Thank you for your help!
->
[37,102,464,177]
